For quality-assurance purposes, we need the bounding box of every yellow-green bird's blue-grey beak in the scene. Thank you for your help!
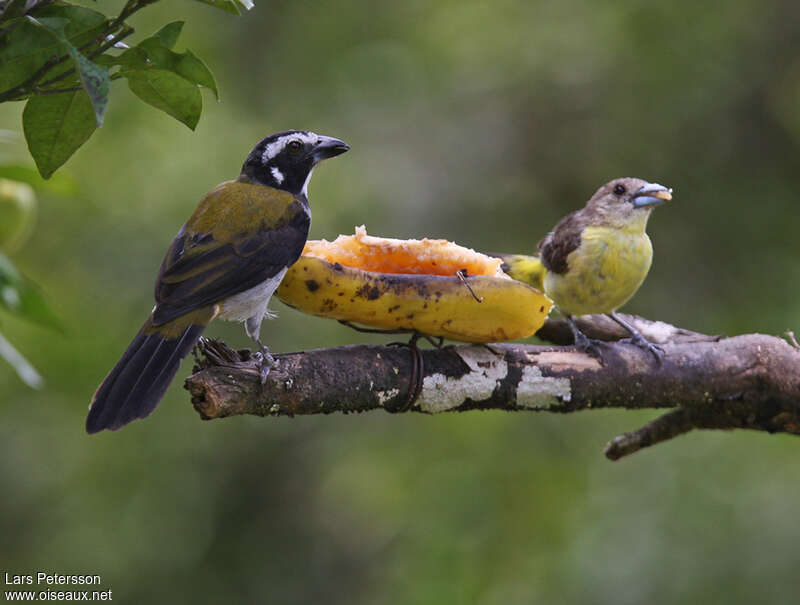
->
[632,182,672,208]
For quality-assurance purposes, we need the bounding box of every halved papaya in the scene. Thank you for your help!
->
[276,226,552,343]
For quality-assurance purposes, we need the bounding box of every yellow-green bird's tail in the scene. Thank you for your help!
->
[493,253,547,292]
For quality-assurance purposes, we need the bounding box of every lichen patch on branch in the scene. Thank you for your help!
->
[418,346,507,412]
[375,388,400,406]
[515,365,572,409]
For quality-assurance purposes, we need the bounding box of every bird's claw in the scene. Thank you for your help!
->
[573,331,604,360]
[622,333,664,363]
[254,349,277,384]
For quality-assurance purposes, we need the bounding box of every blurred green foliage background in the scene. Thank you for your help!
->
[2,1,800,603]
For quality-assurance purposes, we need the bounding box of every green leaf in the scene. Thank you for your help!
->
[0,238,51,391]
[0,19,62,93]
[0,5,107,94]
[126,70,202,130]
[0,0,29,20]
[0,165,78,196]
[0,330,44,389]
[68,50,109,126]
[192,0,244,15]
[26,16,110,126]
[34,4,108,43]
[116,34,218,98]
[23,90,97,178]
[108,46,150,70]
[132,36,179,65]
[175,50,218,99]
[154,21,185,49]
[0,253,63,332]
[32,16,69,32]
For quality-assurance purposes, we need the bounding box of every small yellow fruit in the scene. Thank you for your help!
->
[0,179,37,253]
[277,226,552,342]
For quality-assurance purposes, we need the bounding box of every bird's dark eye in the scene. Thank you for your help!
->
[287,139,302,152]
[613,183,626,195]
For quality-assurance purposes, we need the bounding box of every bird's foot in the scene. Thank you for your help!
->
[572,330,605,360]
[565,316,604,361]
[191,337,206,365]
[622,333,664,363]
[254,346,277,384]
[608,312,664,363]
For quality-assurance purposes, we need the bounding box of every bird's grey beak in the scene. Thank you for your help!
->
[312,136,349,163]
[632,182,672,208]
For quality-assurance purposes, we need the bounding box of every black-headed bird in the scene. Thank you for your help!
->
[504,178,671,359]
[86,130,349,433]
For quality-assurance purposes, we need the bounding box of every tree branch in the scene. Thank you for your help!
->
[184,314,800,460]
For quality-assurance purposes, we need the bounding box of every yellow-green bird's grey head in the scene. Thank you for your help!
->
[580,177,672,232]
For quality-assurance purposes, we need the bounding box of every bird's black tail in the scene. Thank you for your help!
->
[86,318,206,434]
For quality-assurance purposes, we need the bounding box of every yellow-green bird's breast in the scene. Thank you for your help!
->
[543,225,653,315]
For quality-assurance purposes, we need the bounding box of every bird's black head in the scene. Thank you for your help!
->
[241,130,349,197]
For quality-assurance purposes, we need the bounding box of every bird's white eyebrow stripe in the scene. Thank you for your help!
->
[270,166,284,184]
[261,132,318,163]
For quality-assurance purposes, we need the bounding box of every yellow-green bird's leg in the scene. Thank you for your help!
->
[565,315,604,360]
[608,312,664,362]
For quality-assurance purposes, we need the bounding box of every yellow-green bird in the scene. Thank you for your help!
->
[86,130,349,433]
[502,177,672,359]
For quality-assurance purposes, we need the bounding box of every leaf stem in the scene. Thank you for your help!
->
[32,85,83,95]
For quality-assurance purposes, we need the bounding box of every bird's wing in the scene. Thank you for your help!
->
[538,210,586,275]
[151,181,310,326]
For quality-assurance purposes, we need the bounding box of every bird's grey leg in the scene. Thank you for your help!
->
[566,315,603,360]
[246,314,276,383]
[608,312,664,362]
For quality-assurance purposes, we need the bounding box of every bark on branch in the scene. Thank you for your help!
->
[184,315,800,460]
